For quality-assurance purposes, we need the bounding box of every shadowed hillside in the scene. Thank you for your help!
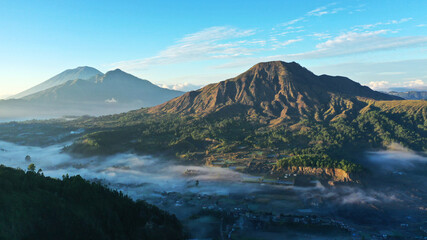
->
[0,165,185,240]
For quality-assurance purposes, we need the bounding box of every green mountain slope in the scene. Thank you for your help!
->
[0,165,184,240]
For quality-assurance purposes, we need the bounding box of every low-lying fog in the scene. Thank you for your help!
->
[1,140,426,233]
[0,141,426,202]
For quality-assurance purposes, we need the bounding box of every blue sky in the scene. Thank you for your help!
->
[0,0,426,97]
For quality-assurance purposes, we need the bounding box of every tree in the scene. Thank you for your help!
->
[27,163,36,172]
[25,155,31,162]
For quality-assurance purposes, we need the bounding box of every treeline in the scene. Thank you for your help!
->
[0,165,185,240]
[276,154,363,173]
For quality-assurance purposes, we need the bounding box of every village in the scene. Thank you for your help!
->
[150,186,427,240]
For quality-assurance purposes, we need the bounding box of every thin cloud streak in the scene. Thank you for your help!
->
[280,17,304,26]
[274,38,303,48]
[307,3,343,17]
[353,18,413,30]
[287,30,427,59]
[113,26,257,71]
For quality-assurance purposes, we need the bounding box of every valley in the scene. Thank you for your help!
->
[1,1,426,239]
[0,61,426,239]
[0,140,426,239]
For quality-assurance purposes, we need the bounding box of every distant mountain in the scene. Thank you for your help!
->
[150,61,401,123]
[0,68,184,119]
[387,91,427,100]
[10,66,103,99]
[23,69,183,105]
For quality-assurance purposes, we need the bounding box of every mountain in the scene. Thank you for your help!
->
[1,61,425,181]
[387,91,427,100]
[0,69,184,119]
[10,66,103,99]
[150,61,401,123]
[23,69,183,105]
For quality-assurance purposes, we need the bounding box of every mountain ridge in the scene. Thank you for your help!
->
[21,68,183,105]
[10,66,103,99]
[149,61,401,123]
[1,61,425,182]
[1,68,184,118]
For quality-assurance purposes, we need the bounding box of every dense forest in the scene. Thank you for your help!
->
[0,165,185,240]
[57,99,426,173]
[276,154,363,173]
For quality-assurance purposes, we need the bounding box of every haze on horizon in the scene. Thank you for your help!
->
[0,0,426,99]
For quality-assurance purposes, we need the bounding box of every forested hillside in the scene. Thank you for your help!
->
[0,165,185,240]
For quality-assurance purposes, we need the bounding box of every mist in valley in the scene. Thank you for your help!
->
[1,140,424,199]
[1,139,426,237]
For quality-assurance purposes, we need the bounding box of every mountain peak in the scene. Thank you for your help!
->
[150,61,401,123]
[251,60,300,68]
[75,66,96,70]
[249,61,304,73]
[97,69,153,86]
[10,66,103,99]
[103,69,128,77]
[232,61,315,87]
[63,66,102,75]
[110,68,125,73]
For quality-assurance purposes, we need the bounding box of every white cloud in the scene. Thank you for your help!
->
[158,82,204,92]
[354,18,413,30]
[417,24,426,27]
[288,30,427,59]
[281,17,304,26]
[113,26,257,70]
[307,4,343,16]
[276,29,305,36]
[105,98,118,103]
[310,33,332,40]
[368,81,389,89]
[274,38,303,48]
[307,6,328,16]
[316,30,387,48]
[368,79,427,90]
[406,79,426,88]
[286,26,304,30]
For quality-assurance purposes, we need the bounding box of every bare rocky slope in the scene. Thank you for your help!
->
[150,61,401,124]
